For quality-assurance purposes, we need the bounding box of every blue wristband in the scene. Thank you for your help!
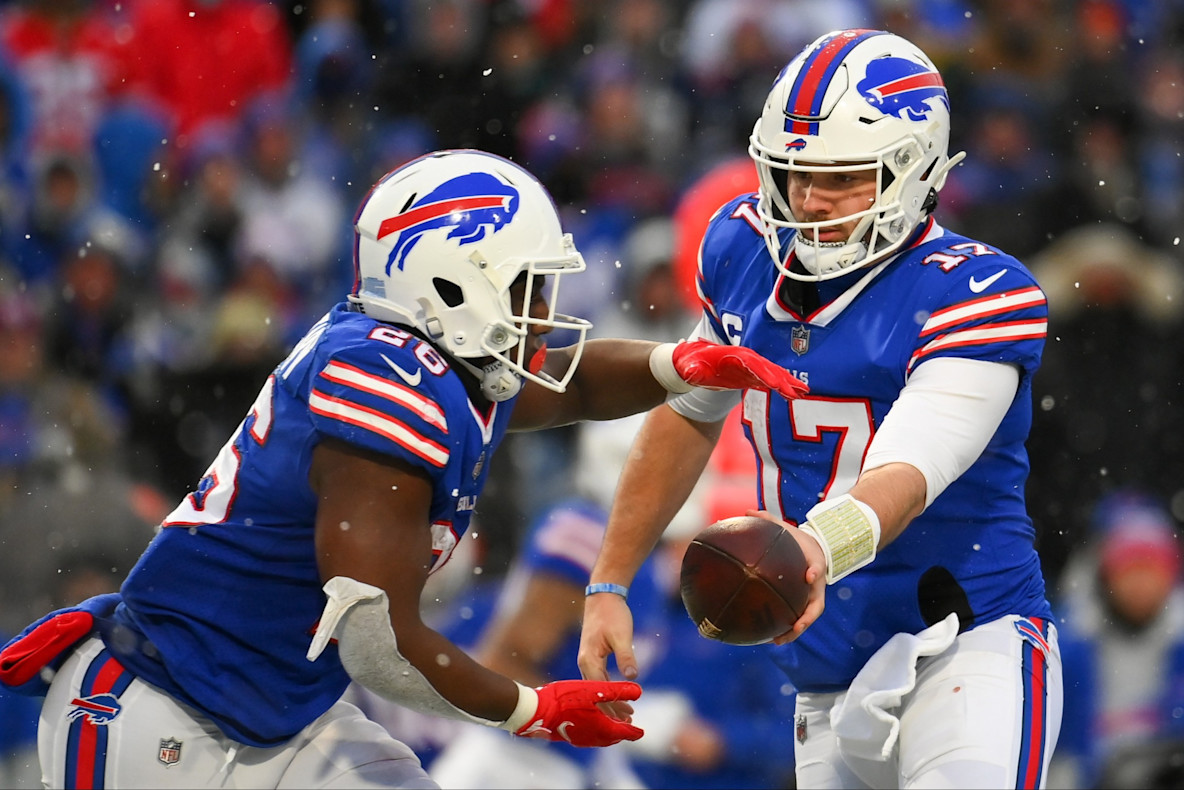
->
[584,583,629,600]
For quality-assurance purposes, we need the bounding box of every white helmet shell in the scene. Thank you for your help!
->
[748,29,965,281]
[350,149,590,400]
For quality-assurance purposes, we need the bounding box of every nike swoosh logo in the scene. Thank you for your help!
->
[557,721,574,743]
[380,354,422,386]
[968,269,1007,293]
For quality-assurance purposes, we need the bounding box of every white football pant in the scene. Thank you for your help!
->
[37,636,438,789]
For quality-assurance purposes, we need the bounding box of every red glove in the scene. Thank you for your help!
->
[512,679,644,747]
[672,340,809,399]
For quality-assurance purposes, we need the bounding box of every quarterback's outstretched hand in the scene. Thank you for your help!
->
[671,340,809,399]
[506,679,644,747]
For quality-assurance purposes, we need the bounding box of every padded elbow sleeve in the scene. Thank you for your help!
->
[307,576,499,727]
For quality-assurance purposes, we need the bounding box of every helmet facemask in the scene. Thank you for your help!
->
[752,136,941,281]
[444,245,591,402]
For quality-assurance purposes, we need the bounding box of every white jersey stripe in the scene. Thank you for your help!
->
[920,287,1045,336]
[320,361,448,431]
[309,389,450,467]
[908,319,1047,373]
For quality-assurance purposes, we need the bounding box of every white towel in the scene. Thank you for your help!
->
[833,612,960,768]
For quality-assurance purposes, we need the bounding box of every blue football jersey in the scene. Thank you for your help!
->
[106,303,514,746]
[694,195,1052,693]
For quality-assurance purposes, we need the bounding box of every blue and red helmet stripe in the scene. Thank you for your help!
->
[784,29,887,136]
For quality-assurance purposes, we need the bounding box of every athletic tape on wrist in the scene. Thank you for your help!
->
[649,342,693,394]
[799,494,881,584]
[585,582,629,600]
[499,682,539,733]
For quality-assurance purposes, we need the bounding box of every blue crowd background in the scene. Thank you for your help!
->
[2,1,1184,788]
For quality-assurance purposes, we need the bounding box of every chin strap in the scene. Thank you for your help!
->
[451,357,522,402]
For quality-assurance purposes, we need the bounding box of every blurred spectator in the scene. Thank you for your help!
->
[593,216,695,343]
[44,233,144,415]
[963,0,1071,123]
[1051,489,1184,789]
[1046,112,1146,237]
[121,0,293,150]
[235,92,350,324]
[1134,49,1184,248]
[679,0,868,163]
[2,150,143,288]
[941,92,1059,258]
[1026,224,1184,585]
[0,56,33,245]
[91,96,172,230]
[291,0,383,193]
[0,280,163,637]
[373,0,490,154]
[0,0,135,157]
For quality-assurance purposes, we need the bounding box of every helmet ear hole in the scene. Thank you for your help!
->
[433,278,465,307]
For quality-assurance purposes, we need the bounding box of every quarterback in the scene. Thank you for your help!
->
[580,29,1062,789]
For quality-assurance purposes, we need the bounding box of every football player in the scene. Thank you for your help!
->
[0,149,807,788]
[578,29,1063,789]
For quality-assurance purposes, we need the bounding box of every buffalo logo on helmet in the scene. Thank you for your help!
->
[377,173,520,274]
[857,57,948,122]
[67,693,122,724]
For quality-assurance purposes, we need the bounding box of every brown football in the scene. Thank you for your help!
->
[679,515,810,645]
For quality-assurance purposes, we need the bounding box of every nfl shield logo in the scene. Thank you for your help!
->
[796,713,808,744]
[791,325,810,356]
[158,738,182,767]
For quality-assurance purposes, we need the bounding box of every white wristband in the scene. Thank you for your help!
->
[798,494,881,584]
[649,342,693,394]
[498,682,539,733]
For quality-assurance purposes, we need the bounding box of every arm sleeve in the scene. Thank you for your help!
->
[862,357,1019,509]
[665,315,743,423]
[307,577,503,726]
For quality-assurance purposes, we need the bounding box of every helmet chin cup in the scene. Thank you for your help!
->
[479,359,523,402]
[794,236,868,277]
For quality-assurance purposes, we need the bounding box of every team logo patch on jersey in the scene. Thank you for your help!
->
[1013,617,1050,657]
[376,173,520,273]
[67,693,122,724]
[791,325,810,356]
[857,57,948,122]
[158,738,183,767]
[796,713,808,744]
[472,450,486,480]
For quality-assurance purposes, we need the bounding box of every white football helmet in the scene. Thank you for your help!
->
[748,29,966,281]
[351,149,590,401]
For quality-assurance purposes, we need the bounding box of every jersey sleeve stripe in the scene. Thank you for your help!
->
[919,287,1046,337]
[309,389,450,467]
[907,319,1047,373]
[535,525,603,572]
[320,360,448,431]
